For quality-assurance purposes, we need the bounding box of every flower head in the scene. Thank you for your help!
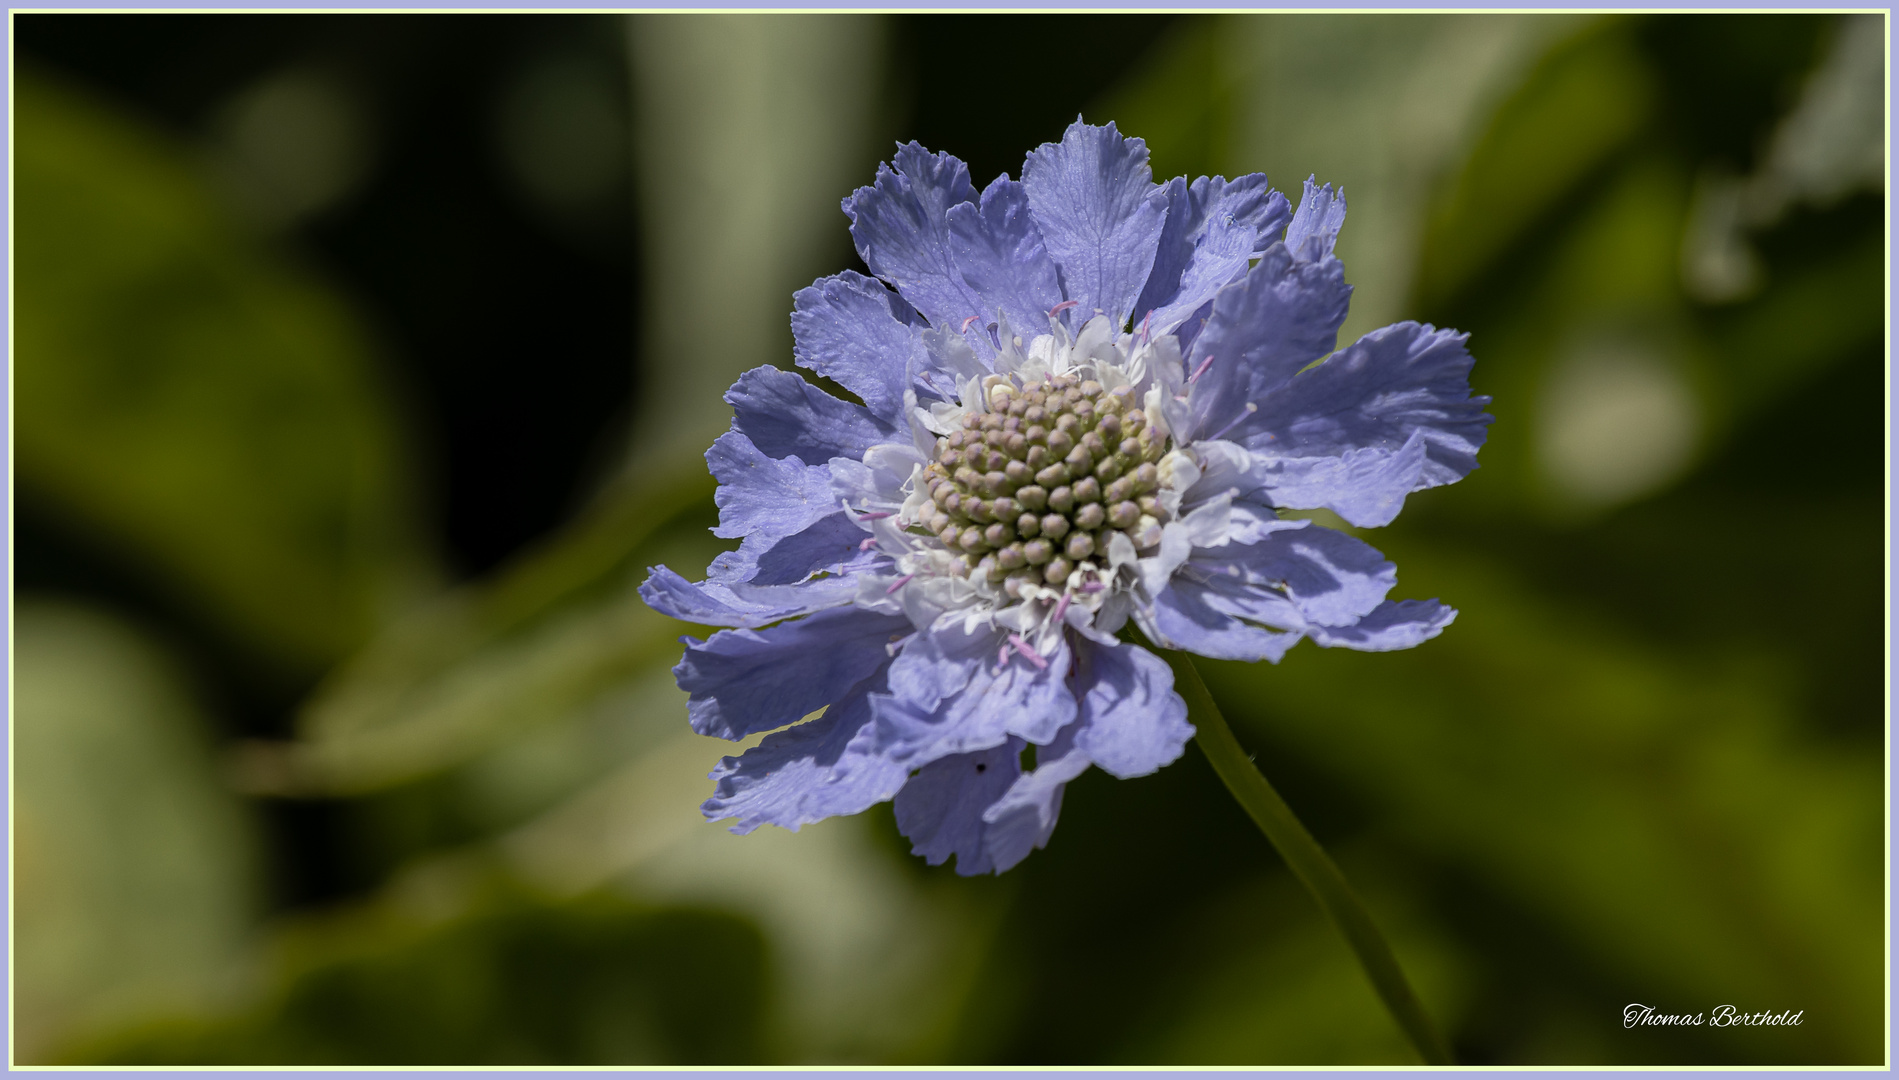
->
[641,121,1491,875]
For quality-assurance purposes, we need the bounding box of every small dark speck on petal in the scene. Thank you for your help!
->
[975,763,987,773]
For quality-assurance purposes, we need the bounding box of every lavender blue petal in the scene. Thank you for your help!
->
[1247,321,1493,525]
[640,565,863,628]
[947,175,1065,345]
[1133,174,1291,334]
[977,728,1092,874]
[1185,246,1352,444]
[791,271,930,423]
[674,606,911,740]
[1254,433,1429,530]
[702,669,907,833]
[725,365,897,463]
[1194,521,1396,628]
[893,738,1024,874]
[873,623,1077,766]
[1071,641,1193,779]
[1022,120,1170,328]
[1308,598,1457,651]
[843,144,985,333]
[707,430,840,543]
[1285,176,1347,263]
[1150,574,1305,663]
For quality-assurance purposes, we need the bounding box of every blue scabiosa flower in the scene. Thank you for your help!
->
[641,121,1491,875]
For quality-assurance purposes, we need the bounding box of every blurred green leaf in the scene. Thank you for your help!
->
[1417,19,1656,312]
[15,602,262,1062]
[15,69,433,676]
[72,889,769,1065]
[230,470,714,797]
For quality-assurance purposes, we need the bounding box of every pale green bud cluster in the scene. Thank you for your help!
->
[918,374,1169,590]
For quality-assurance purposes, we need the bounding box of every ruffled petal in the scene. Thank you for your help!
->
[1133,173,1292,335]
[1246,321,1493,526]
[720,513,882,588]
[1307,598,1457,651]
[1022,119,1170,329]
[946,175,1065,346]
[976,730,1092,874]
[702,668,907,833]
[674,606,912,740]
[639,565,864,628]
[1284,176,1347,263]
[872,621,1078,767]
[843,144,987,337]
[1070,640,1193,779]
[1191,521,1395,628]
[892,738,1024,874]
[707,429,842,541]
[791,270,930,423]
[1184,245,1352,445]
[725,365,897,463]
[1149,574,1304,663]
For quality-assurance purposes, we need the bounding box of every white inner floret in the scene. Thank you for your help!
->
[850,312,1212,658]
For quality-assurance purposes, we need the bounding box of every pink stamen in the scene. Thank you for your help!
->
[886,573,915,594]
[1209,401,1260,442]
[858,537,880,551]
[1080,580,1106,594]
[1139,310,1153,344]
[1048,300,1080,317]
[856,510,893,521]
[960,315,982,333]
[1189,354,1216,383]
[998,642,1013,668]
[1052,593,1072,625]
[1010,635,1050,670]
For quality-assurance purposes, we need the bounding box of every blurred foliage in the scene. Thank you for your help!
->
[15,70,436,680]
[11,12,1886,1068]
[13,602,261,1059]
[73,888,768,1065]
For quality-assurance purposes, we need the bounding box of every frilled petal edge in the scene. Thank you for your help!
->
[675,606,912,740]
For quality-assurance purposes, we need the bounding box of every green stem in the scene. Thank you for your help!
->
[1157,647,1455,1066]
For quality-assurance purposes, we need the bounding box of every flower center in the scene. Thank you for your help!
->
[917,374,1170,592]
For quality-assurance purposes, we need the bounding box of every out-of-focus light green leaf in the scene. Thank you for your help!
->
[1101,15,1582,343]
[230,470,712,797]
[1417,20,1656,313]
[624,13,887,475]
[15,602,262,1063]
[71,890,770,1065]
[1230,14,1587,342]
[15,70,434,676]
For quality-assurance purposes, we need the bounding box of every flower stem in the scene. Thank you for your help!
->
[1157,647,1455,1066]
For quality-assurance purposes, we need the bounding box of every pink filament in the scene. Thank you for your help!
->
[1048,300,1080,317]
[1080,580,1106,594]
[856,510,893,521]
[1010,635,1050,670]
[886,573,915,594]
[1052,593,1072,625]
[1189,355,1216,383]
[960,315,982,332]
[858,537,880,551]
